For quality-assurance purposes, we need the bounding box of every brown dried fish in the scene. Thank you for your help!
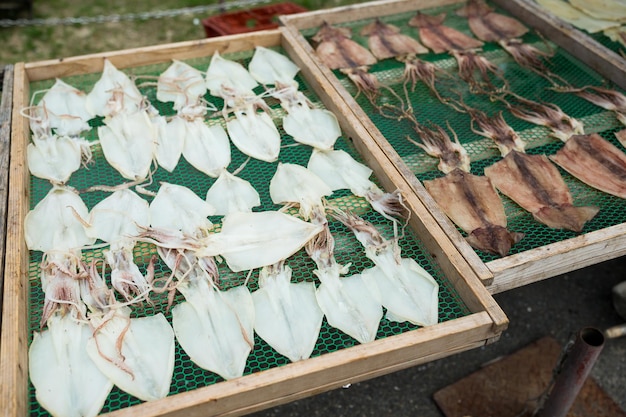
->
[550,133,626,199]
[424,169,523,256]
[484,151,599,232]
[360,18,428,60]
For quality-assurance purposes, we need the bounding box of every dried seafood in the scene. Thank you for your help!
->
[412,122,522,256]
[550,132,626,199]
[498,92,584,142]
[35,79,92,137]
[360,18,428,60]
[87,59,144,117]
[457,0,561,84]
[536,0,620,33]
[312,21,380,99]
[484,150,599,232]
[555,85,626,127]
[270,162,382,345]
[205,170,260,215]
[466,107,598,232]
[333,209,439,326]
[408,12,505,92]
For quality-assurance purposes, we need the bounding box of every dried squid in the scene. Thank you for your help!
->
[307,149,408,222]
[414,123,523,256]
[86,59,144,117]
[498,92,584,142]
[312,21,380,99]
[157,59,207,114]
[98,110,157,181]
[26,188,111,417]
[83,267,175,402]
[140,182,255,380]
[467,108,600,232]
[269,163,382,345]
[27,132,82,184]
[333,209,439,327]
[205,170,260,215]
[408,12,505,92]
[248,46,301,87]
[35,78,92,137]
[206,52,281,163]
[456,0,561,84]
[83,189,153,303]
[550,132,626,199]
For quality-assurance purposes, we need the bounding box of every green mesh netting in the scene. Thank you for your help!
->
[27,45,470,415]
[302,2,626,264]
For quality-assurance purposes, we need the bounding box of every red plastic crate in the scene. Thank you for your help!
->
[202,2,307,37]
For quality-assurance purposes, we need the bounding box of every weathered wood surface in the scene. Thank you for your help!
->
[0,65,13,314]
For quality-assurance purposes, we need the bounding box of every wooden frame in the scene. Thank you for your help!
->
[280,0,626,294]
[0,29,506,417]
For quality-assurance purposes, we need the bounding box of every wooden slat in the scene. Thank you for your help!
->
[486,223,626,294]
[0,64,13,312]
[105,314,495,417]
[0,62,30,417]
[24,30,282,81]
[491,0,626,91]
[280,0,461,29]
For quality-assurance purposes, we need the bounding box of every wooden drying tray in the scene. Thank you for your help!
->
[280,0,626,294]
[1,29,507,417]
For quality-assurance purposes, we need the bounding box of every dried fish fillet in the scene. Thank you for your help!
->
[536,0,619,33]
[484,151,599,232]
[550,133,626,199]
[360,19,429,60]
[424,169,523,257]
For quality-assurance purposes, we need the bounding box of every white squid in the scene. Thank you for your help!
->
[249,47,341,151]
[205,169,260,215]
[81,260,175,402]
[27,132,82,184]
[98,110,158,181]
[36,78,92,137]
[83,189,153,303]
[157,59,207,114]
[270,163,382,344]
[333,209,439,327]
[86,59,144,117]
[308,149,407,222]
[206,51,280,163]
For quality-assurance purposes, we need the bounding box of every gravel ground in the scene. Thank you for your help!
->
[251,256,626,416]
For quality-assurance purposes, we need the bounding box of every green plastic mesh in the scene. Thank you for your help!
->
[27,46,470,415]
[302,3,626,264]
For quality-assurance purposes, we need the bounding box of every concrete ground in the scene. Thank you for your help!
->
[251,256,626,417]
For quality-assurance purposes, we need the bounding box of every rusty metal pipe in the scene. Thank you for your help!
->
[536,327,605,417]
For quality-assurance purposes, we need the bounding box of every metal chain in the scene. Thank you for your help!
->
[0,0,272,28]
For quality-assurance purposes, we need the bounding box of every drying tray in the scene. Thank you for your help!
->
[281,0,626,294]
[0,30,506,417]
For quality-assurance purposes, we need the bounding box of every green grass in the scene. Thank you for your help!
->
[0,0,360,66]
